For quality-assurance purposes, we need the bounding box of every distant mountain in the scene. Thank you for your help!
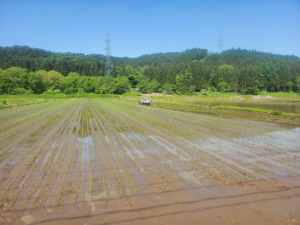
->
[1,45,299,93]
[0,46,209,75]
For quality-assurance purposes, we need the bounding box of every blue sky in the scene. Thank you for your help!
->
[0,0,299,57]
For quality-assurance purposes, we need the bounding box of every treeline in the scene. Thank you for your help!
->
[0,46,300,94]
[0,67,131,95]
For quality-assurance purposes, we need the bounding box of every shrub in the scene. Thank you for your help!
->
[77,88,86,95]
[207,86,217,93]
[3,100,7,105]
[43,89,62,95]
[271,111,283,115]
[251,87,260,95]
[122,92,142,96]
[11,88,33,95]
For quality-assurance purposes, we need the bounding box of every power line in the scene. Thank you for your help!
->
[105,33,114,77]
[218,31,224,53]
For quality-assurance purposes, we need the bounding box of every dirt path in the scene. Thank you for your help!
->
[0,99,299,225]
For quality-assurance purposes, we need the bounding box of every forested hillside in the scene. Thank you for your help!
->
[0,46,299,94]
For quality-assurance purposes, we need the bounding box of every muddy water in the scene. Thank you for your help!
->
[77,136,94,161]
[190,128,300,179]
[1,100,300,225]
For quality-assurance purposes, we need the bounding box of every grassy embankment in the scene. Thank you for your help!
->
[0,93,119,108]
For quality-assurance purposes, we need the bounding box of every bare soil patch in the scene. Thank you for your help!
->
[252,95,276,100]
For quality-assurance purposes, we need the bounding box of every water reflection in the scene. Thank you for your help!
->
[77,136,94,145]
[77,136,94,161]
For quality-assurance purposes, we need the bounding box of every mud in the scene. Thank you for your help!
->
[0,100,299,224]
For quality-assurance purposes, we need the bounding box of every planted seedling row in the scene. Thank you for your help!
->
[88,104,125,199]
[0,101,62,136]
[84,104,93,199]
[14,103,78,210]
[112,100,298,183]
[90,103,137,195]
[95,101,197,186]
[1,102,77,211]
[87,103,108,202]
[0,101,68,161]
[37,102,81,207]
[0,102,74,184]
[91,102,158,193]
[72,102,86,202]
[0,102,75,203]
[98,101,252,184]
[92,101,178,192]
[57,102,83,204]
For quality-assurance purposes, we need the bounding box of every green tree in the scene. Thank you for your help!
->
[78,76,99,93]
[257,63,278,91]
[286,81,293,92]
[114,66,124,77]
[28,72,44,93]
[68,72,81,77]
[137,79,150,93]
[160,83,176,93]
[217,82,231,92]
[111,76,130,94]
[218,65,234,82]
[77,88,86,95]
[37,70,63,89]
[4,67,28,89]
[125,65,143,87]
[217,64,238,92]
[208,70,218,87]
[239,66,259,94]
[1,46,300,95]
[0,70,14,94]
[4,67,28,78]
[11,88,33,95]
[59,76,79,94]
[175,69,194,94]
[297,76,300,93]
[97,76,115,94]
[147,79,160,93]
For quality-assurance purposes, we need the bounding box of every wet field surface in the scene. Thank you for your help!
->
[0,99,299,224]
[191,100,300,114]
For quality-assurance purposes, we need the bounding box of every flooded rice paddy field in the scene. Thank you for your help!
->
[192,100,300,114]
[0,99,299,225]
[156,96,300,114]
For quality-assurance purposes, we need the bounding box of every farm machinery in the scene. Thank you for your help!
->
[139,97,152,106]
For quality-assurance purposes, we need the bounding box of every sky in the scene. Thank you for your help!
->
[0,0,299,58]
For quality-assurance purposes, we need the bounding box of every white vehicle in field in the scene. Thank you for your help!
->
[139,97,152,106]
